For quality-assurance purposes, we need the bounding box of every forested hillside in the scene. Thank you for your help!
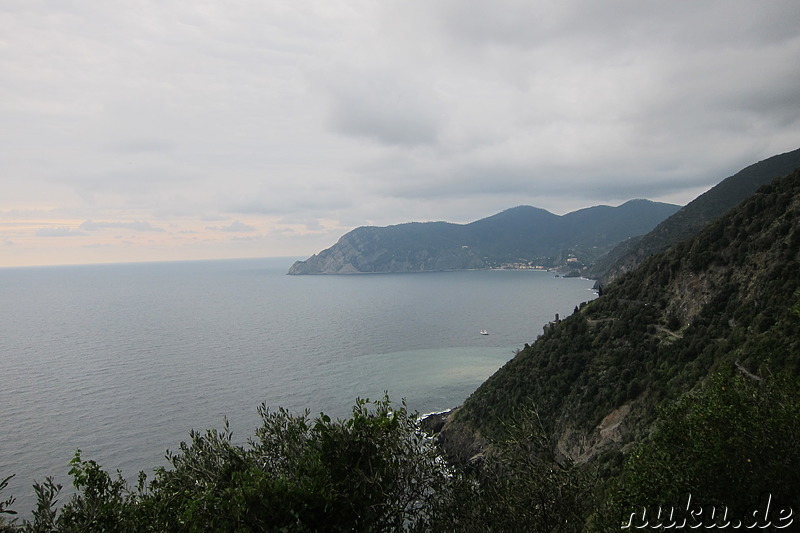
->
[436,167,800,528]
[446,167,800,452]
[589,146,800,286]
[288,200,679,274]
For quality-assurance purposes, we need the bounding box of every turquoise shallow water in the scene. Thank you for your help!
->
[0,257,596,513]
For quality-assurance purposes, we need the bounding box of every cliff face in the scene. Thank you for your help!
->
[440,168,800,467]
[289,201,680,275]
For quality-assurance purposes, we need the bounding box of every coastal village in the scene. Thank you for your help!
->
[494,254,585,275]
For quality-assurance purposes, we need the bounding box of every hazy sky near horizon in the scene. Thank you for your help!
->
[2,1,800,267]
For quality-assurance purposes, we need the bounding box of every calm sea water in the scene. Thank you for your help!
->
[0,257,595,513]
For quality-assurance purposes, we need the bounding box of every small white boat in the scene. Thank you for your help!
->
[480,329,489,335]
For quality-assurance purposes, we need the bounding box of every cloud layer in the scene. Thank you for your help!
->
[1,1,799,266]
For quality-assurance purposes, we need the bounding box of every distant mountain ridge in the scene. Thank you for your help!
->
[588,147,800,285]
[288,200,680,275]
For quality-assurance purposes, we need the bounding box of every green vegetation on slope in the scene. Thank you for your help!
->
[289,200,680,274]
[449,168,800,454]
[593,366,800,529]
[590,146,800,285]
[4,372,797,531]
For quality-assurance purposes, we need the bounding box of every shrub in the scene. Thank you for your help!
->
[12,396,455,532]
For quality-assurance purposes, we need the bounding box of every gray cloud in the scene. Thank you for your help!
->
[228,194,354,217]
[206,220,258,233]
[432,1,800,53]
[104,139,175,154]
[80,220,164,232]
[35,227,85,237]
[323,68,443,147]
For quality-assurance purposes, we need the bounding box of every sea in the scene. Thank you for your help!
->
[0,257,596,515]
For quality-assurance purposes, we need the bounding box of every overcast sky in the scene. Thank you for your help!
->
[2,1,799,267]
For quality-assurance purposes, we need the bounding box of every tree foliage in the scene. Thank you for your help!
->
[592,367,800,529]
[441,402,598,532]
[0,475,17,533]
[1,396,455,532]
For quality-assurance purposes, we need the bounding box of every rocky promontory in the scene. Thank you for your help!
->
[288,224,486,274]
[289,201,681,275]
